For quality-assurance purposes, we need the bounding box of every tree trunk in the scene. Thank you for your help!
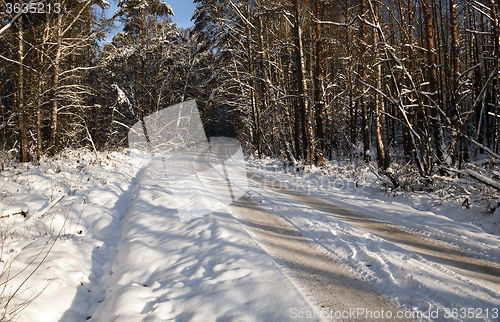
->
[405,0,415,162]
[351,100,358,145]
[37,13,52,159]
[422,0,444,167]
[37,78,42,158]
[293,0,311,164]
[360,0,370,163]
[18,15,28,163]
[258,14,268,157]
[278,45,296,159]
[472,4,485,157]
[346,10,357,147]
[314,0,325,165]
[50,14,63,154]
[247,5,261,158]
[373,2,389,169]
[450,0,461,165]
[489,0,500,154]
[139,8,152,152]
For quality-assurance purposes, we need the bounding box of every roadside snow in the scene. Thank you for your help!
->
[0,150,138,321]
[246,158,500,261]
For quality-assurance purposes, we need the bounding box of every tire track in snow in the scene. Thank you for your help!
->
[202,146,403,321]
[228,195,403,322]
[247,172,500,294]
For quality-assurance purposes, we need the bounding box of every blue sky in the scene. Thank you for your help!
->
[166,0,198,28]
[102,0,198,43]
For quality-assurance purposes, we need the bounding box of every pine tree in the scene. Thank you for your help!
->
[114,0,173,151]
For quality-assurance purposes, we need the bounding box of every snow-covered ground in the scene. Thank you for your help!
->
[245,157,500,321]
[246,157,500,261]
[0,148,499,321]
[0,148,317,322]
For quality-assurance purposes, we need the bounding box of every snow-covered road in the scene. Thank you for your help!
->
[242,161,500,322]
[229,194,401,322]
[247,171,500,292]
[87,146,320,322]
[242,171,500,321]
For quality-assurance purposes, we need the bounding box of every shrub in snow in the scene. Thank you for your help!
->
[484,199,500,215]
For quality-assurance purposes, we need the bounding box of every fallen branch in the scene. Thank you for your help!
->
[440,166,500,191]
[468,137,500,160]
[464,169,500,191]
[369,166,396,188]
[29,195,65,222]
[442,125,500,160]
[0,210,27,219]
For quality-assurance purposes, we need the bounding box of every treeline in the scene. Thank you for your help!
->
[0,0,110,161]
[1,0,499,177]
[97,0,224,148]
[194,0,500,176]
[0,0,221,160]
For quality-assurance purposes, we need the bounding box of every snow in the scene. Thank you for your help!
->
[248,158,500,250]
[0,149,499,321]
[245,157,500,321]
[111,84,131,109]
[91,155,314,321]
[0,149,317,322]
[115,45,137,60]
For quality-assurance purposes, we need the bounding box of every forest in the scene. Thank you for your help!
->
[1,0,500,181]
